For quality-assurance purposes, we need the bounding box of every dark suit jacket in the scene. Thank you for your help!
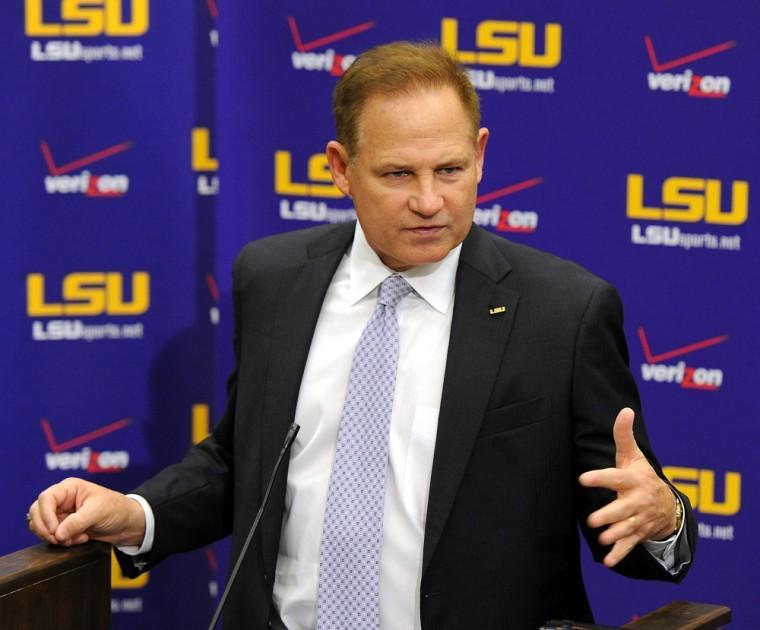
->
[119,222,695,629]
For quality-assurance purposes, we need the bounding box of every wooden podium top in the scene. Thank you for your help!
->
[0,541,110,593]
[623,600,732,630]
[0,541,112,630]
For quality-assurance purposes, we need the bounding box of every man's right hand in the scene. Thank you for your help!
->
[28,478,146,548]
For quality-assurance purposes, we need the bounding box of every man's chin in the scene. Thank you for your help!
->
[380,248,453,271]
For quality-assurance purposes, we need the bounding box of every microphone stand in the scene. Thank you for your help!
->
[208,423,300,630]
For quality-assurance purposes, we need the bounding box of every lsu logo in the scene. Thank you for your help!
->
[627,174,749,225]
[274,151,342,199]
[664,467,741,516]
[192,127,219,196]
[192,403,211,445]
[441,17,561,68]
[25,0,149,37]
[274,150,355,224]
[27,272,150,317]
[112,551,148,589]
[192,128,218,172]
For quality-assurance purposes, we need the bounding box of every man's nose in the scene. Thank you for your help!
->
[408,177,444,215]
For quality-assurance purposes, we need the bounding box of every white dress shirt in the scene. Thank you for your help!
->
[272,222,459,630]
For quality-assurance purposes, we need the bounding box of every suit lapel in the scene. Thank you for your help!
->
[422,227,520,575]
[258,223,354,572]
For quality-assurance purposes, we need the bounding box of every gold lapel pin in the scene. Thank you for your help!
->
[489,306,507,315]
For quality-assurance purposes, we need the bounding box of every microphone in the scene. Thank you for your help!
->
[208,422,300,630]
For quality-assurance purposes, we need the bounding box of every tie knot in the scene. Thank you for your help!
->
[378,275,412,308]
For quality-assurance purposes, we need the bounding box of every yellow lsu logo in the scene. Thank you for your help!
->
[664,467,741,516]
[192,127,218,172]
[111,551,148,589]
[27,272,150,317]
[25,0,149,37]
[192,403,211,445]
[441,17,561,68]
[627,174,749,225]
[274,151,342,199]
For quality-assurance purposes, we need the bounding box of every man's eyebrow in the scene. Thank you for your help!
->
[375,155,472,171]
[375,162,413,172]
[435,155,471,168]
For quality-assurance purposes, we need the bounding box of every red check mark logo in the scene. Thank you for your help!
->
[205,547,218,575]
[206,0,218,20]
[637,327,728,364]
[40,140,132,176]
[287,16,376,52]
[41,417,132,453]
[644,35,736,72]
[206,272,220,301]
[476,177,543,234]
[476,177,543,205]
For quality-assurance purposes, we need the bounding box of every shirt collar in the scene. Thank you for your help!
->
[347,221,461,314]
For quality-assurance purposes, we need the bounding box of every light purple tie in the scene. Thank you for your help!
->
[315,275,413,630]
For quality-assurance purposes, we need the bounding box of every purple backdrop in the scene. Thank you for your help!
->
[2,1,755,627]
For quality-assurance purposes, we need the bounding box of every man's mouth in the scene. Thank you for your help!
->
[406,225,446,236]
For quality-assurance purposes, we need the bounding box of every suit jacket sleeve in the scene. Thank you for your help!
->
[571,280,696,581]
[116,246,248,576]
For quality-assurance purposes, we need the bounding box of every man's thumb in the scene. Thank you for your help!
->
[613,407,640,464]
[55,510,89,543]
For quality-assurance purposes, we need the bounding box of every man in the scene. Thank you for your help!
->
[29,42,694,629]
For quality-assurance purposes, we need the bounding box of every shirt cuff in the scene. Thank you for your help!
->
[116,494,155,557]
[641,495,691,574]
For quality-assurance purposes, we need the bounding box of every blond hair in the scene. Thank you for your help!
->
[333,41,480,156]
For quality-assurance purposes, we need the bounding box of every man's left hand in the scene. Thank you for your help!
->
[578,407,677,568]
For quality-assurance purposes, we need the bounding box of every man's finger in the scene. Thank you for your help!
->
[36,489,60,534]
[586,495,637,529]
[613,407,641,465]
[603,533,640,567]
[598,514,642,546]
[61,532,90,547]
[27,501,57,545]
[37,481,77,534]
[578,467,631,491]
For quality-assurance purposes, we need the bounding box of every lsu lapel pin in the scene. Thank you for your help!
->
[489,306,507,315]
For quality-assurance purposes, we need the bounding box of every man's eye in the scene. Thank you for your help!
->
[386,170,410,178]
[438,167,461,175]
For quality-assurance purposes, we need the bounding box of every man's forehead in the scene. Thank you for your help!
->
[352,86,473,147]
[360,84,459,113]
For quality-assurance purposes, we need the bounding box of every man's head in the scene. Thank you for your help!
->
[327,41,489,271]
[333,41,481,158]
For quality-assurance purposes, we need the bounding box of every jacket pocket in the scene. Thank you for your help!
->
[478,395,552,438]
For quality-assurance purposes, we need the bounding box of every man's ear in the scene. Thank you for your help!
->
[326,140,352,197]
[475,127,489,184]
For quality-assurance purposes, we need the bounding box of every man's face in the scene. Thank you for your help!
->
[327,86,489,271]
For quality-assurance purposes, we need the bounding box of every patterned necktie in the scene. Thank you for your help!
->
[315,274,413,630]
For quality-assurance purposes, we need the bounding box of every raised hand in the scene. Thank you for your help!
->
[578,408,677,567]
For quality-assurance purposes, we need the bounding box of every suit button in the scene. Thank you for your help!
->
[264,573,269,583]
